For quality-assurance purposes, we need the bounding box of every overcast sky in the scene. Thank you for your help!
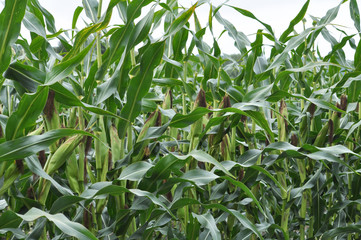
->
[13,0,361,58]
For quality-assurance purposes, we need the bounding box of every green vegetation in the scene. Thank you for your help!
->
[0,0,361,239]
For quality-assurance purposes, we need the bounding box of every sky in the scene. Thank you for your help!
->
[3,0,359,58]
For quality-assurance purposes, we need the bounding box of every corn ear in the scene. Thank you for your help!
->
[0,162,21,195]
[136,109,159,142]
[314,96,346,147]
[132,110,160,162]
[68,108,77,128]
[43,90,61,153]
[299,116,308,145]
[39,135,84,204]
[221,134,231,160]
[65,152,80,194]
[313,120,329,147]
[161,89,173,124]
[215,94,231,118]
[95,116,108,182]
[28,123,44,136]
[44,134,84,175]
[278,99,288,142]
[110,125,124,168]
[43,90,60,130]
[299,103,315,144]
[189,89,207,150]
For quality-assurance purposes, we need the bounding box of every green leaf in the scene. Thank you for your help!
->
[188,150,235,178]
[96,55,131,105]
[279,0,310,42]
[170,107,274,142]
[5,65,119,119]
[346,120,361,141]
[30,0,57,34]
[170,198,263,239]
[274,61,343,85]
[23,10,47,38]
[290,167,322,199]
[6,86,48,140]
[4,62,45,92]
[355,39,361,71]
[25,156,73,196]
[95,0,153,80]
[139,154,185,192]
[267,91,346,114]
[18,208,97,240]
[192,212,221,240]
[127,8,154,50]
[45,41,94,85]
[181,169,219,186]
[229,6,274,37]
[0,211,22,229]
[0,129,93,162]
[251,165,286,194]
[243,84,273,102]
[166,2,197,37]
[215,11,250,54]
[130,189,175,218]
[227,208,264,239]
[50,196,85,214]
[82,0,98,23]
[170,107,210,128]
[238,149,262,167]
[72,6,84,29]
[51,83,127,120]
[63,0,121,61]
[118,161,153,181]
[126,0,153,21]
[0,0,27,76]
[153,78,183,87]
[118,41,165,137]
[267,28,313,70]
[222,176,267,217]
[350,0,360,32]
[322,225,361,239]
[0,228,25,239]
[305,4,342,53]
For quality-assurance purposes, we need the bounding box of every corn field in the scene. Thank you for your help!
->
[0,0,361,239]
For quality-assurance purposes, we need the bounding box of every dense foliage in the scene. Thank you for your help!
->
[1,0,361,239]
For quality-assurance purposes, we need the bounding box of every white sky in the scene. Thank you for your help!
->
[1,0,358,58]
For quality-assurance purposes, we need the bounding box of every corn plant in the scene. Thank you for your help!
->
[1,0,361,239]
